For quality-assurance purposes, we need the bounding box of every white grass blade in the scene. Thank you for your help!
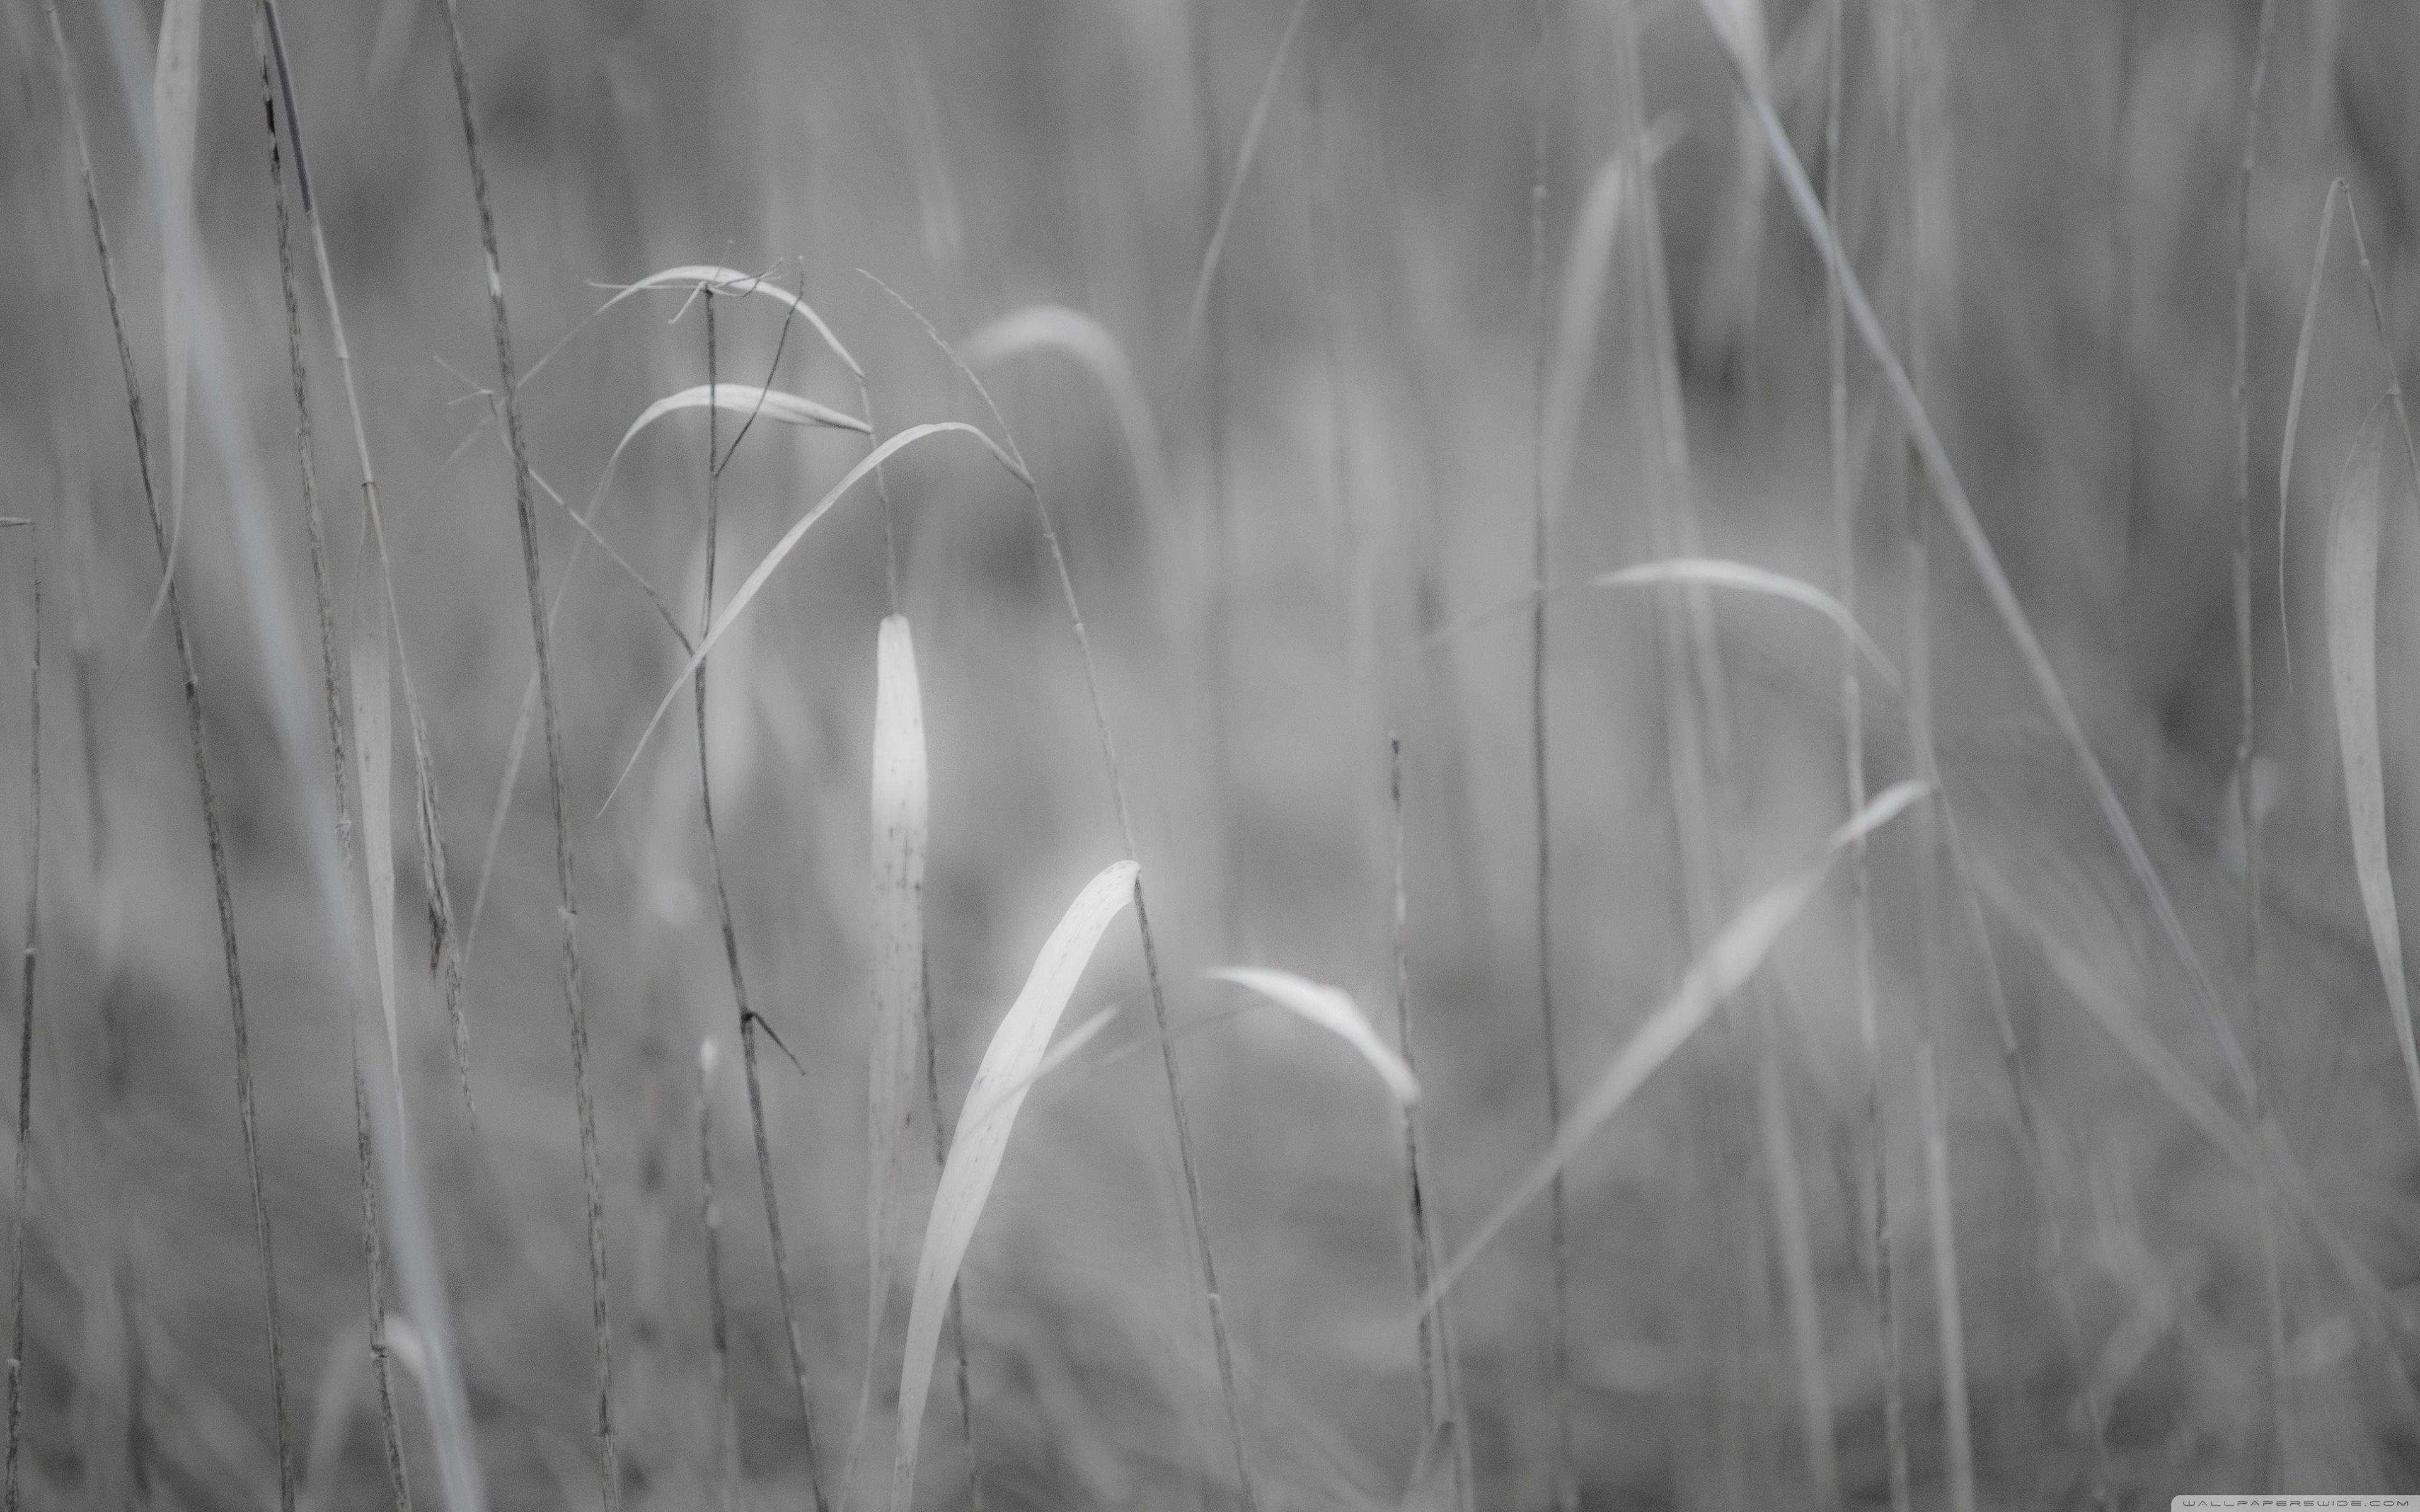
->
[1207,967,1421,1107]
[585,383,868,525]
[602,422,1027,816]
[144,0,200,642]
[962,306,1171,518]
[2279,180,2348,688]
[958,1005,1121,1131]
[2324,398,2420,1138]
[857,615,929,1461]
[578,265,861,379]
[1593,558,1902,694]
[889,860,1139,1512]
[352,540,400,1090]
[1418,780,1927,1315]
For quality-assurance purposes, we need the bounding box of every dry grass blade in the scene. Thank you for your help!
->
[140,0,198,646]
[429,0,618,1496]
[1700,4,2259,1103]
[352,545,401,1088]
[850,614,931,1489]
[3,534,36,1512]
[1177,0,1317,366]
[889,860,1139,1512]
[602,421,1026,815]
[2323,398,2420,1138]
[1444,558,1901,694]
[52,4,298,1502]
[1418,779,1928,1314]
[2278,180,2346,685]
[590,383,867,515]
[1594,559,1901,694]
[576,265,860,377]
[1206,968,1421,1106]
[1541,115,1683,518]
[961,306,1171,518]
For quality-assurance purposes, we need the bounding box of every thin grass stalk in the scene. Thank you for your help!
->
[870,279,1260,1512]
[2228,0,2290,1486]
[919,961,982,1512]
[1606,0,1831,1494]
[42,8,297,1505]
[1894,6,1971,1510]
[78,0,484,1498]
[1190,0,1238,949]
[740,1011,828,1512]
[1298,39,1387,900]
[427,5,619,1502]
[700,1041,739,1512]
[690,294,834,1512]
[241,16,418,1504]
[1391,738,1472,1512]
[696,295,744,1512]
[1822,8,1880,1508]
[1524,2,1574,1506]
[2,529,36,1512]
[2111,6,2138,578]
[349,1032,412,1511]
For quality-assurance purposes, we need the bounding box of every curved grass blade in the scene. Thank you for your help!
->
[602,421,1025,815]
[1594,559,1901,694]
[890,860,1139,1512]
[2324,398,2420,1138]
[588,382,867,519]
[558,264,861,381]
[1446,557,1901,695]
[962,306,1170,519]
[1417,779,1927,1315]
[1207,968,1421,1106]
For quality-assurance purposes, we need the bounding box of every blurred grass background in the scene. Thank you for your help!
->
[6,0,2420,1506]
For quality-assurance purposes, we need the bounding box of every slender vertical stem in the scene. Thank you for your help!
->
[427,4,617,1504]
[42,9,296,1508]
[1391,738,1472,1512]
[2230,0,2289,1487]
[700,1043,739,1512]
[1524,3,1574,1508]
[740,1013,827,1512]
[1826,11,1910,1511]
[2,533,37,1512]
[919,958,982,1512]
[693,292,831,1512]
[1893,7,1969,1512]
[243,10,414,1503]
[1190,0,1238,951]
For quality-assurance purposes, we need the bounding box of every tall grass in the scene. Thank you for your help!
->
[22,3,2420,1508]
